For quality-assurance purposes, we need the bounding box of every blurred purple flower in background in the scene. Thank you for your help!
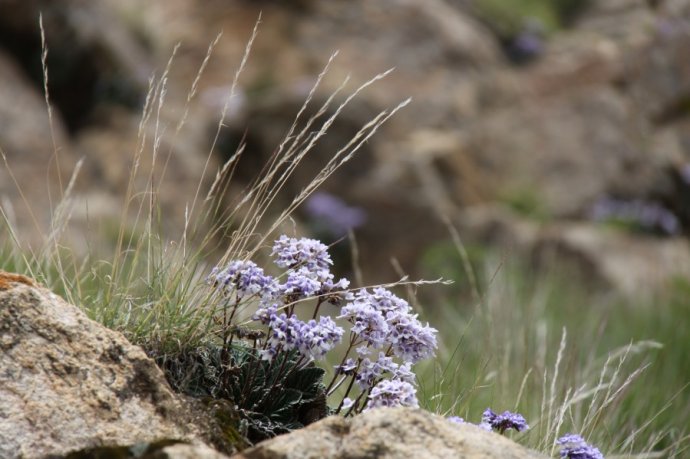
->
[508,18,545,64]
[656,17,690,40]
[589,196,680,235]
[511,31,543,57]
[304,192,367,237]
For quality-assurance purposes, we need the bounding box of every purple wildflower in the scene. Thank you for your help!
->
[355,345,372,358]
[482,408,529,434]
[264,312,304,359]
[364,379,419,410]
[356,353,392,390]
[391,361,416,384]
[259,347,278,361]
[278,266,350,301]
[386,309,438,363]
[208,260,277,299]
[339,287,438,362]
[447,416,465,425]
[263,309,343,361]
[355,353,416,390]
[321,276,350,293]
[297,316,344,360]
[335,358,358,375]
[341,397,355,410]
[281,266,323,298]
[272,235,333,280]
[368,287,411,315]
[478,421,493,431]
[557,434,604,459]
[252,302,278,325]
[304,192,367,237]
[338,292,389,349]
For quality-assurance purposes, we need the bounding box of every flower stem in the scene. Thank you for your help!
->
[312,298,324,319]
[325,334,357,393]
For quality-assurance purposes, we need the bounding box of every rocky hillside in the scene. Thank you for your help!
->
[1,0,689,295]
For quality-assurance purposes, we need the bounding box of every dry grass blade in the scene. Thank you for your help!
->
[191,14,262,219]
[39,14,62,200]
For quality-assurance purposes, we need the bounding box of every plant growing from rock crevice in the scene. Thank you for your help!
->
[155,345,328,443]
[157,234,439,442]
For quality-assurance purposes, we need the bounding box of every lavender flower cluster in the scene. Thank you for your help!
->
[208,235,438,413]
[480,408,529,433]
[557,434,604,459]
[262,312,343,361]
[209,260,277,300]
[446,408,528,434]
[338,287,437,365]
[334,285,437,412]
[209,236,347,362]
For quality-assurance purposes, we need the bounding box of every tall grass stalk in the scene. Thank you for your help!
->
[0,21,406,357]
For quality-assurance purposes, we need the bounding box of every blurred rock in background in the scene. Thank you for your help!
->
[1,0,690,297]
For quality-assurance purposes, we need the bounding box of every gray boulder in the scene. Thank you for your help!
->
[153,442,232,459]
[234,407,546,459]
[0,272,203,458]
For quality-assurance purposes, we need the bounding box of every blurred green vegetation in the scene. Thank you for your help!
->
[417,242,690,456]
[474,0,591,35]
[499,187,551,222]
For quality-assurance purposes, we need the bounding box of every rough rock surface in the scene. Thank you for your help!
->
[53,440,233,459]
[156,442,232,459]
[458,206,690,297]
[0,272,200,459]
[234,408,547,459]
[447,87,662,217]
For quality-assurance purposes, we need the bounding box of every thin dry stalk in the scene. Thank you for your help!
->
[39,14,62,200]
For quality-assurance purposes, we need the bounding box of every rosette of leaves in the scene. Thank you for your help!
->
[154,343,328,443]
